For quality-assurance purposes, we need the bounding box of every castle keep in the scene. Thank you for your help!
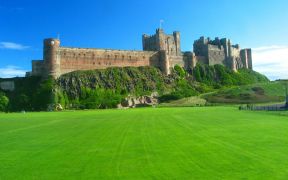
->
[28,29,252,78]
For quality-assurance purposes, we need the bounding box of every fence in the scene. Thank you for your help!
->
[239,103,288,111]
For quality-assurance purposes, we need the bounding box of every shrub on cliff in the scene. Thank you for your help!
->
[192,64,269,87]
[0,92,9,112]
[78,87,122,109]
[174,65,186,78]
[159,76,198,103]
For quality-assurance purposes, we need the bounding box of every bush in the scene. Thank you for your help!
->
[78,88,123,109]
[159,79,198,102]
[192,64,269,87]
[0,92,9,112]
[174,65,186,78]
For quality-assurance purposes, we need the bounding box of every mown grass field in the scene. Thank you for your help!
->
[0,107,288,179]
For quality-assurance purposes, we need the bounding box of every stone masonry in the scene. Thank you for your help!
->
[27,29,253,78]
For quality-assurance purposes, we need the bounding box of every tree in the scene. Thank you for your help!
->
[0,93,9,112]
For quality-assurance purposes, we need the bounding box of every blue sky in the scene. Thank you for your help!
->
[0,0,288,79]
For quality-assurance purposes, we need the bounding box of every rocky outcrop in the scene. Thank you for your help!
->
[56,67,171,100]
[117,93,158,109]
[47,103,63,111]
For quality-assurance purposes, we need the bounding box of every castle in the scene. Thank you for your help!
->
[27,29,252,78]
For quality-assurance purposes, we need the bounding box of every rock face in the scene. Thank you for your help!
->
[118,93,158,109]
[47,103,63,111]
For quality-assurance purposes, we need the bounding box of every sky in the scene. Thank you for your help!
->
[0,0,288,80]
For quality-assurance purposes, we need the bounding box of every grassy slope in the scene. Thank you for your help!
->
[159,96,207,107]
[204,81,286,104]
[1,107,288,179]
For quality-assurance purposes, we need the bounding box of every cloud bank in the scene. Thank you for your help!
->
[0,66,27,78]
[252,45,288,80]
[0,42,29,50]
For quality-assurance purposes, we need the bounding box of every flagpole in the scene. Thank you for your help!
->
[286,81,288,108]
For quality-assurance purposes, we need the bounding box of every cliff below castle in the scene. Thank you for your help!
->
[54,65,268,110]
[0,65,269,111]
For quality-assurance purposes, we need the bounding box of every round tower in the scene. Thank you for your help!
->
[44,38,60,78]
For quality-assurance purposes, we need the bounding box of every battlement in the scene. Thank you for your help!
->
[194,36,240,48]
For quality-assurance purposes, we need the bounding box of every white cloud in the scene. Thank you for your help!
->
[0,42,29,50]
[253,45,288,52]
[252,45,288,80]
[0,66,27,78]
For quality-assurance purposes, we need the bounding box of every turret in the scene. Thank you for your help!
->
[44,38,60,78]
[173,31,181,55]
[156,28,165,51]
[247,48,253,70]
[227,39,232,57]
[142,34,149,50]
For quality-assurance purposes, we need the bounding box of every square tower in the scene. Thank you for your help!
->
[142,29,181,55]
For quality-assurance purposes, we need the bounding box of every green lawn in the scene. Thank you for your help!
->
[0,107,288,179]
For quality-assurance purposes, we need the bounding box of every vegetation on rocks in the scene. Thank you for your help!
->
[192,63,269,87]
[0,77,54,112]
[0,64,270,111]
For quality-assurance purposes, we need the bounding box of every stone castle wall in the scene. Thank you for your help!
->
[28,29,253,78]
[58,48,160,76]
[207,44,226,65]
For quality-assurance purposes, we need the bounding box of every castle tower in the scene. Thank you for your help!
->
[240,48,253,70]
[159,50,170,75]
[240,49,249,68]
[246,49,253,70]
[231,57,237,71]
[44,38,60,78]
[227,39,232,58]
[142,29,183,74]
[156,28,166,51]
[173,31,181,55]
[220,38,229,58]
[142,29,181,55]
